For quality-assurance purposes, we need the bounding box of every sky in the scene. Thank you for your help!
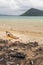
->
[0,0,43,15]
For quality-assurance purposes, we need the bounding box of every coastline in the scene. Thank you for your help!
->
[0,17,43,44]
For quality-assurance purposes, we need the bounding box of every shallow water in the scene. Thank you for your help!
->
[0,16,43,32]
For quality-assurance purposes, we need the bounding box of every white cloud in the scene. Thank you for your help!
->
[0,0,43,15]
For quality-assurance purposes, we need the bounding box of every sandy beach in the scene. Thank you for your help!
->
[0,18,43,45]
[0,17,43,65]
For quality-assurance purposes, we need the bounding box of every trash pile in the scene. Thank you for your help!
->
[0,32,43,65]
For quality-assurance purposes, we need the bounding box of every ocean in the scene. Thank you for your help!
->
[0,16,43,19]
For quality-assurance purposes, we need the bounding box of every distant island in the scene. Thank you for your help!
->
[21,8,43,16]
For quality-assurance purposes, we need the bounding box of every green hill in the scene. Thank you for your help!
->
[21,8,43,16]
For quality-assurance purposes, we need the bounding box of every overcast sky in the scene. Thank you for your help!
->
[0,0,43,15]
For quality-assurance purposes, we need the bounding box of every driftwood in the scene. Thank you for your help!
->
[6,31,19,39]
